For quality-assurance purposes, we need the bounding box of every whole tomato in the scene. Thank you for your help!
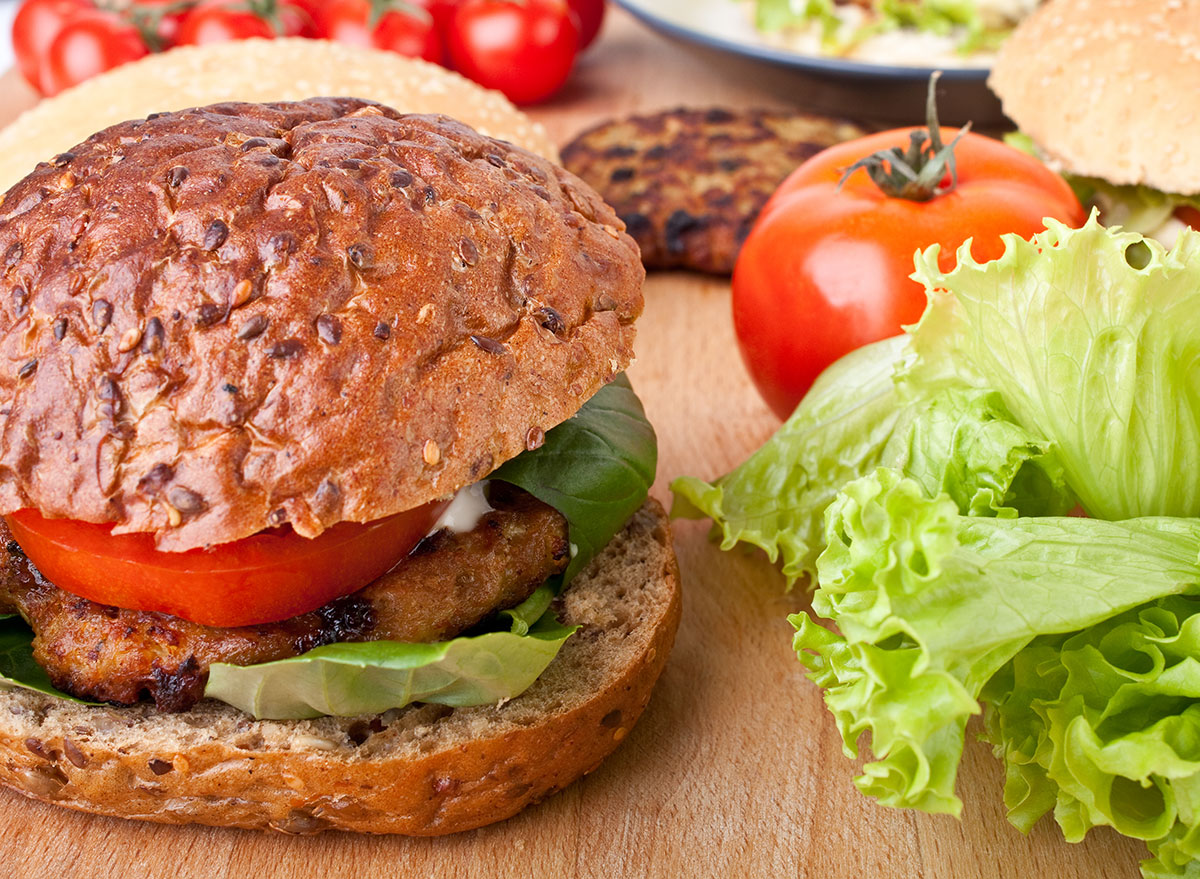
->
[319,0,441,64]
[40,8,149,96]
[175,0,310,44]
[127,0,197,50]
[567,0,604,49]
[447,0,579,105]
[11,0,91,92]
[732,99,1086,420]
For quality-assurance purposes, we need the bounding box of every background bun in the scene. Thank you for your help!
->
[989,0,1200,194]
[0,500,680,835]
[0,99,643,550]
[0,37,558,193]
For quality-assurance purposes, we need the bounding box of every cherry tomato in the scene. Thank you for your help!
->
[567,0,604,49]
[11,0,91,93]
[40,8,149,96]
[6,499,449,628]
[447,0,579,105]
[733,125,1086,420]
[127,0,195,49]
[320,0,441,64]
[175,0,308,43]
[413,0,458,37]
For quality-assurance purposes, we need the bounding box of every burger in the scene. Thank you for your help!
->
[0,97,681,834]
[990,0,1200,245]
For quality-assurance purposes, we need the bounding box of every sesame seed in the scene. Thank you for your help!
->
[316,313,342,345]
[91,299,112,332]
[141,317,164,352]
[231,279,253,308]
[16,359,36,379]
[373,321,391,341]
[470,335,507,356]
[423,440,441,466]
[52,317,67,341]
[525,426,545,451]
[117,326,142,353]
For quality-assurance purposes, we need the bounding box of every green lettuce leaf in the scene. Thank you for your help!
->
[492,373,656,585]
[793,468,1200,815]
[904,216,1200,520]
[983,596,1200,877]
[671,335,910,585]
[670,340,1072,584]
[0,616,91,703]
[207,612,576,720]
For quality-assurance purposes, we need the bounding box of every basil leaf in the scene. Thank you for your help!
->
[492,373,657,584]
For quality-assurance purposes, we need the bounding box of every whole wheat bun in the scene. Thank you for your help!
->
[0,38,558,194]
[989,0,1200,194]
[0,98,643,550]
[0,499,680,835]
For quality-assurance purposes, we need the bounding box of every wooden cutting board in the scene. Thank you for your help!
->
[0,11,1146,878]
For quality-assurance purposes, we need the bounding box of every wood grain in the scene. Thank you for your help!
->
[0,11,1146,878]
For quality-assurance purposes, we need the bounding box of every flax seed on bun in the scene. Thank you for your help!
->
[0,98,642,551]
[989,0,1200,194]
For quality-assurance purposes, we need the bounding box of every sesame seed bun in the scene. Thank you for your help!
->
[0,38,558,194]
[989,0,1200,194]
[0,98,643,550]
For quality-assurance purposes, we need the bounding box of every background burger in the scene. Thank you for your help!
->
[990,0,1200,245]
[0,95,680,834]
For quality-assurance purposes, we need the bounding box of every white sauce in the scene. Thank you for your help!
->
[429,481,494,535]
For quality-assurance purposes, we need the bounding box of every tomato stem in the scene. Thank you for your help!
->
[839,72,973,202]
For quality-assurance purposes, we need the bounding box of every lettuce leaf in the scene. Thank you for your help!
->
[983,596,1200,877]
[0,616,91,703]
[672,336,910,585]
[670,339,1072,584]
[793,469,1200,816]
[904,216,1200,521]
[207,613,576,720]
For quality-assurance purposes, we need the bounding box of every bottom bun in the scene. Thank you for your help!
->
[0,499,681,835]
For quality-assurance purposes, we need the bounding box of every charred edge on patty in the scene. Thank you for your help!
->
[0,484,569,711]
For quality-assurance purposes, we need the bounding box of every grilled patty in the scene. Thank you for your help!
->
[0,484,569,711]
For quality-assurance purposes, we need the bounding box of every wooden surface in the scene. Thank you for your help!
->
[0,12,1145,878]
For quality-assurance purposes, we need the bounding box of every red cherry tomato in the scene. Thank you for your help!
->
[413,0,458,37]
[175,0,309,44]
[11,0,92,93]
[732,127,1086,420]
[320,0,441,64]
[127,0,194,49]
[39,8,149,96]
[447,0,579,105]
[566,0,604,49]
[6,500,449,628]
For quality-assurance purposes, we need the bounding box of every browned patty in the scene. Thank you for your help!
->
[561,107,866,275]
[0,484,568,712]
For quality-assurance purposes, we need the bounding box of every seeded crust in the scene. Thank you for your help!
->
[0,99,643,550]
[0,38,559,193]
[560,107,866,275]
[0,499,679,835]
[990,0,1200,194]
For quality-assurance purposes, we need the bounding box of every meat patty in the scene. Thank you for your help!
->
[0,484,568,711]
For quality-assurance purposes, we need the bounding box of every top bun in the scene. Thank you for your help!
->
[0,38,558,192]
[990,0,1200,194]
[0,98,643,551]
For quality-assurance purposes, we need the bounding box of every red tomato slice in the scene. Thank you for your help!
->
[6,500,449,628]
[1176,205,1200,230]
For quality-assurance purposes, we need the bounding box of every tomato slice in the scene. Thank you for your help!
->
[5,500,449,628]
[1176,205,1200,230]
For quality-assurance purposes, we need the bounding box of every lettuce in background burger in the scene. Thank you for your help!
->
[0,97,680,834]
[990,0,1200,245]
